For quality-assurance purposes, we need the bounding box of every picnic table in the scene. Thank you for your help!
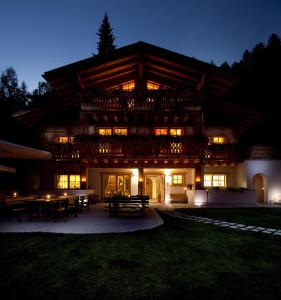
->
[105,195,149,217]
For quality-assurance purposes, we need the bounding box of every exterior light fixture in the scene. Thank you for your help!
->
[13,192,17,197]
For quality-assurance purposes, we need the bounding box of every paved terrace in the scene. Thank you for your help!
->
[0,204,163,234]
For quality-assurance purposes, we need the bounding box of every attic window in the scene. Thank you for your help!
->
[147,81,160,90]
[122,81,135,91]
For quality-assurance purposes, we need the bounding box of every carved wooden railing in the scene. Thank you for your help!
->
[80,88,203,111]
[204,144,246,162]
[44,135,208,160]
[44,137,246,162]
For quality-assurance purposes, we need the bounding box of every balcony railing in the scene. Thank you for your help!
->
[45,135,208,160]
[204,144,245,162]
[44,137,246,162]
[80,89,203,111]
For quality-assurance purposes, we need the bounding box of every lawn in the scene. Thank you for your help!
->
[1,211,281,300]
[176,207,281,228]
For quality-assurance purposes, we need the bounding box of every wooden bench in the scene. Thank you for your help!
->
[170,193,188,204]
[106,195,149,217]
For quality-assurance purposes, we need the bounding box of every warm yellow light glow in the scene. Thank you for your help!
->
[195,176,201,182]
[147,81,160,90]
[114,128,127,135]
[63,192,67,197]
[164,169,171,176]
[122,81,135,91]
[47,194,50,199]
[56,175,69,189]
[172,174,184,185]
[170,128,183,136]
[132,169,139,176]
[98,128,112,135]
[209,136,226,144]
[138,176,143,183]
[69,175,81,189]
[203,174,226,187]
[81,176,86,182]
[55,136,74,144]
[155,128,168,136]
[13,192,17,197]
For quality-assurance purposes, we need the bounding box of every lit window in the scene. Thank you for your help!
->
[114,128,128,135]
[98,128,112,135]
[98,143,110,154]
[204,174,226,187]
[172,174,184,185]
[209,136,225,144]
[55,136,74,143]
[147,81,160,90]
[56,175,69,189]
[122,81,135,91]
[155,128,168,135]
[170,128,183,136]
[69,175,81,189]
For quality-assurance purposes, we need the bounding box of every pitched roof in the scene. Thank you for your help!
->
[43,41,236,98]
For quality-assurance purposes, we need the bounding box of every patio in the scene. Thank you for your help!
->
[0,204,163,234]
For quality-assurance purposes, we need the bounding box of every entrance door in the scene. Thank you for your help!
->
[145,175,163,203]
[253,174,264,203]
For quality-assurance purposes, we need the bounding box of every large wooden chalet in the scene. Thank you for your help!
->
[15,41,248,204]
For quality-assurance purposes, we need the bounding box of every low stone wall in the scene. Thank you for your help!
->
[194,190,257,207]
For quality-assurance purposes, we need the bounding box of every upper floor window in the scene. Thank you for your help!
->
[114,128,128,135]
[208,136,226,144]
[147,81,160,90]
[170,128,183,136]
[122,81,135,91]
[204,174,226,187]
[98,128,112,135]
[55,136,74,144]
[155,128,168,136]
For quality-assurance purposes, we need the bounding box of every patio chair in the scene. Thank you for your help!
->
[49,198,69,221]
[78,196,90,213]
[5,200,28,222]
[68,197,80,217]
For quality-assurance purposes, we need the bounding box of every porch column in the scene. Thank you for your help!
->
[195,164,203,190]
[138,167,144,195]
[164,169,171,205]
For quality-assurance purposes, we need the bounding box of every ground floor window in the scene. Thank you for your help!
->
[56,174,81,189]
[103,174,130,197]
[204,174,226,187]
[172,174,184,185]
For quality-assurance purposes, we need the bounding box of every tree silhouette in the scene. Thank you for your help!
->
[96,13,116,56]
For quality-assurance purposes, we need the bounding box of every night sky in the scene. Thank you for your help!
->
[1,0,281,91]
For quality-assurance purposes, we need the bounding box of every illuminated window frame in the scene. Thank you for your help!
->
[69,175,81,189]
[98,128,112,136]
[172,174,184,185]
[203,174,226,187]
[170,128,183,136]
[113,128,128,135]
[155,128,168,136]
[56,174,81,189]
[208,136,226,145]
[122,81,135,91]
[55,136,74,144]
[147,81,160,90]
[56,175,69,189]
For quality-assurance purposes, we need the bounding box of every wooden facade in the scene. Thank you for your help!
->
[14,41,241,202]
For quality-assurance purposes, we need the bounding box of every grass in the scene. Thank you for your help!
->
[1,211,281,300]
[176,207,281,228]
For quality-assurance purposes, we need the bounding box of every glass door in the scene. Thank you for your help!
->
[103,174,130,199]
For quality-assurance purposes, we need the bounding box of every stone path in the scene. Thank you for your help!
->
[162,210,281,236]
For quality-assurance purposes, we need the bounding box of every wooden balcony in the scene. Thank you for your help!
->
[80,89,203,112]
[45,135,207,160]
[204,144,245,163]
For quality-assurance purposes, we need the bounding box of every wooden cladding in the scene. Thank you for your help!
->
[81,88,203,111]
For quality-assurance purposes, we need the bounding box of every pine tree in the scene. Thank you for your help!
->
[96,13,116,56]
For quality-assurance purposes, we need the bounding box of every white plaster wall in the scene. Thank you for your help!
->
[242,160,281,203]
[194,190,256,207]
